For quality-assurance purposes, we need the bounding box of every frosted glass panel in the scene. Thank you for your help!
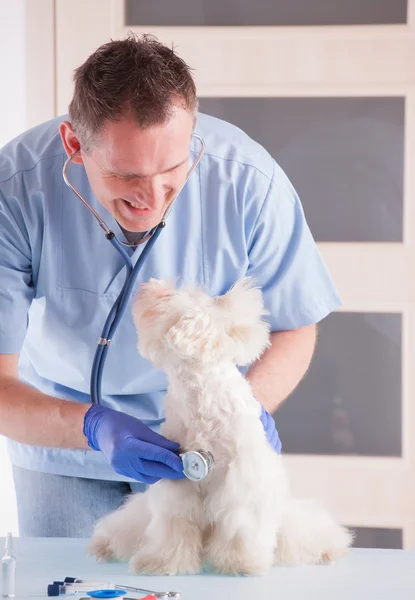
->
[199,97,404,242]
[125,0,407,26]
[275,312,402,456]
[351,527,403,549]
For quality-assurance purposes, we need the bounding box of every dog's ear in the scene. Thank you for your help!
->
[137,278,175,303]
[217,277,270,365]
[165,308,222,361]
[133,278,175,322]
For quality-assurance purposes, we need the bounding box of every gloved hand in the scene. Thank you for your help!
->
[83,404,185,484]
[259,405,282,454]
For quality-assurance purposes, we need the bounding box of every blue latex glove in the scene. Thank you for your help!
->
[83,404,185,484]
[260,405,282,454]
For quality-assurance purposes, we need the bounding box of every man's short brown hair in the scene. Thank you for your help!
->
[69,33,198,152]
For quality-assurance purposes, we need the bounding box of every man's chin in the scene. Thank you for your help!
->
[116,213,162,233]
[113,201,153,229]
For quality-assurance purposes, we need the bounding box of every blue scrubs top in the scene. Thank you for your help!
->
[0,113,342,480]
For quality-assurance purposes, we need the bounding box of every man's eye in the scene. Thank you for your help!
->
[116,174,137,181]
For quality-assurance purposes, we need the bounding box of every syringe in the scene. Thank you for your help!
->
[49,579,180,598]
[48,582,116,596]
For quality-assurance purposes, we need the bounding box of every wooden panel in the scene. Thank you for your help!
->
[55,0,112,114]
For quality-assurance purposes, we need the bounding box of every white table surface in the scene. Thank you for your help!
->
[1,537,414,600]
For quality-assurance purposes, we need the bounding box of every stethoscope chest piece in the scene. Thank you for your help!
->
[180,450,214,481]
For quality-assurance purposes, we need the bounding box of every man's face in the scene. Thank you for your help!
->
[76,107,194,232]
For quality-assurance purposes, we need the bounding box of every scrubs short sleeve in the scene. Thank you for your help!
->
[0,188,34,353]
[247,162,342,330]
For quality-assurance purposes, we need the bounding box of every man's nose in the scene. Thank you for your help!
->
[134,176,168,206]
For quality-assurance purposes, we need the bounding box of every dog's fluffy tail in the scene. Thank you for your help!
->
[275,498,354,565]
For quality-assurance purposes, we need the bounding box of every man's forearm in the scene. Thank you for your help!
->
[0,377,90,449]
[247,324,317,413]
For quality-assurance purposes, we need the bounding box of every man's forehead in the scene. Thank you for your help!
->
[97,145,190,177]
[94,117,193,177]
[104,156,190,179]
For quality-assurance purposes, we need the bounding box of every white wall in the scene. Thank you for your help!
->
[0,0,27,537]
[0,0,26,147]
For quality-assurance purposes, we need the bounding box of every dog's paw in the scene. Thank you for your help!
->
[211,556,270,576]
[274,499,353,566]
[317,529,353,565]
[275,521,353,566]
[204,540,272,575]
[87,535,115,563]
[203,528,273,576]
[129,550,202,575]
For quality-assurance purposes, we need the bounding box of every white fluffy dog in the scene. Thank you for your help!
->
[88,278,352,575]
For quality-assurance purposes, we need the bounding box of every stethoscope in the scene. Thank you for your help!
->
[62,133,213,482]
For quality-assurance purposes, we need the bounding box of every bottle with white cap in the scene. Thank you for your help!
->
[2,533,16,598]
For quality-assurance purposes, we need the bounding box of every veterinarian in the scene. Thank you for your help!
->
[0,34,341,537]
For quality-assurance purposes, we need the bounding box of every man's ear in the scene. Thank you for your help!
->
[59,121,84,165]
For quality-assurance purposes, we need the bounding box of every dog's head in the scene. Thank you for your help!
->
[132,278,270,369]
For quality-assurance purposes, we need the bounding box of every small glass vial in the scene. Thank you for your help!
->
[2,533,16,598]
